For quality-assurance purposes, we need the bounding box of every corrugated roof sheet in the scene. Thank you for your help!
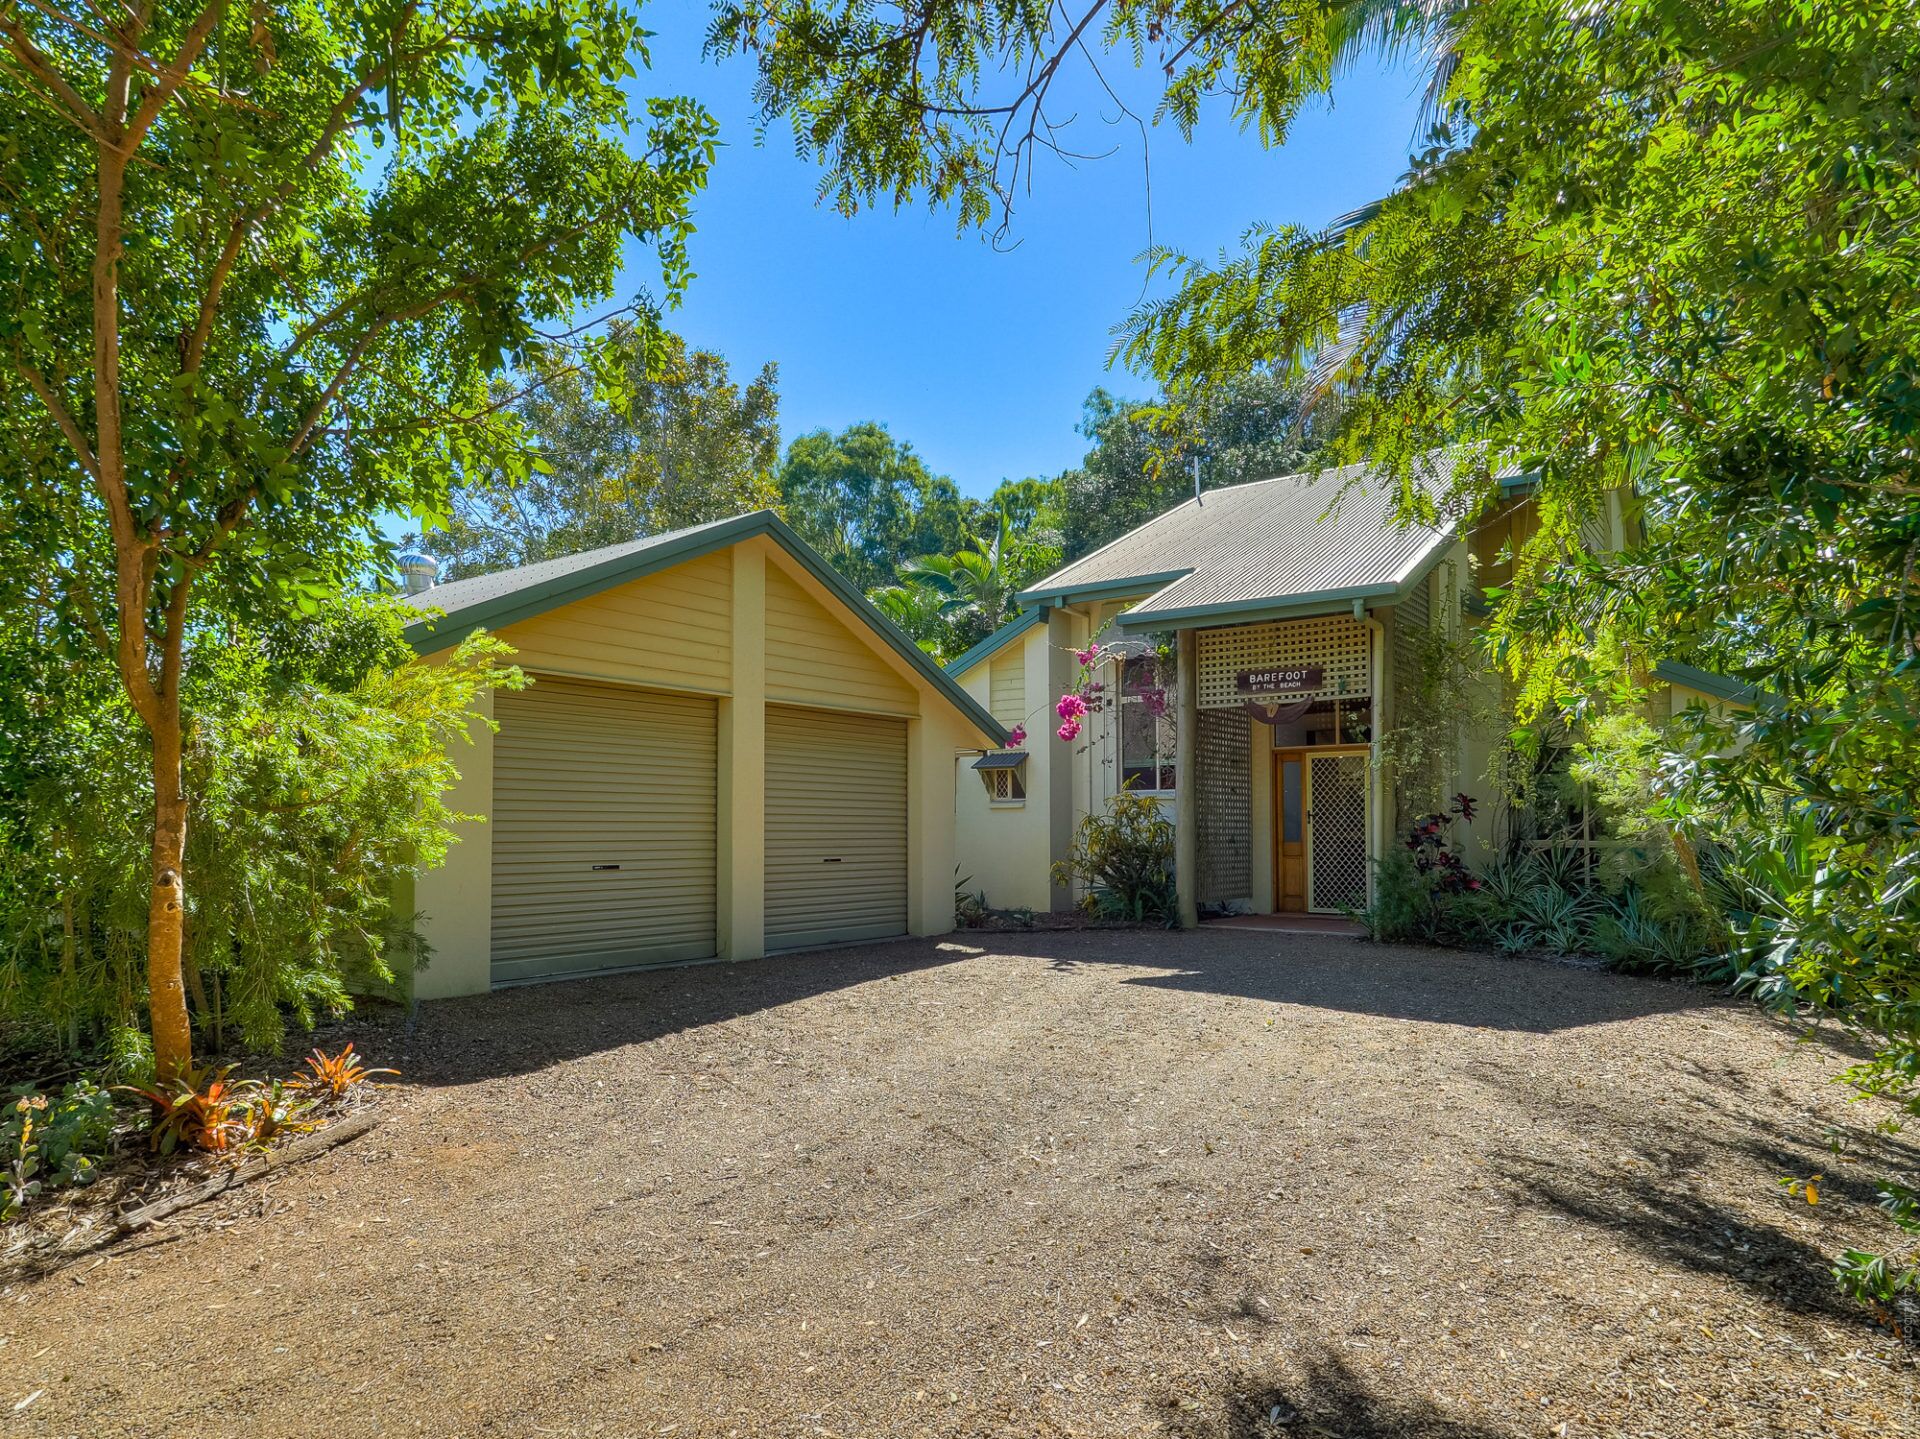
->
[400,515,737,618]
[1018,457,1470,624]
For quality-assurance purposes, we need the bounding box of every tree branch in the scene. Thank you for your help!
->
[15,358,102,481]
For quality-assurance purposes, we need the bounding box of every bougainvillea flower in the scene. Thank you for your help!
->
[1057,718,1082,742]
[1075,646,1103,667]
[1006,724,1026,747]
[1056,693,1088,720]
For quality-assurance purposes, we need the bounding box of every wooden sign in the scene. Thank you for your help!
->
[1236,665,1323,695]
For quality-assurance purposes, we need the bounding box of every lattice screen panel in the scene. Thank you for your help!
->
[1308,752,1370,912]
[1197,616,1373,710]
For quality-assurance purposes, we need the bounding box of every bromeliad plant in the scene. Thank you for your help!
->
[1052,790,1179,925]
[293,1044,398,1103]
[119,1065,259,1155]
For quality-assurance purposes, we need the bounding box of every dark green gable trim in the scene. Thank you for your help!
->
[404,510,1008,745]
[1013,569,1191,610]
[945,606,1044,676]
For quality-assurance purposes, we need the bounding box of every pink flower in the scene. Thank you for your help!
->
[1057,718,1082,742]
[1075,646,1101,667]
[1006,724,1027,747]
[1056,693,1088,720]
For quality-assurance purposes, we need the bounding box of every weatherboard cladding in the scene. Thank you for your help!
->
[398,509,1007,745]
[1018,460,1460,620]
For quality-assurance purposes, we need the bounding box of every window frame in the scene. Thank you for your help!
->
[977,755,1027,806]
[1118,654,1177,795]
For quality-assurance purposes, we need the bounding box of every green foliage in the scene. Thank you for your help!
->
[778,423,979,594]
[1382,622,1492,820]
[1058,375,1324,558]
[2,1080,115,1221]
[1052,791,1178,927]
[1355,847,1433,945]
[871,508,1061,661]
[427,327,783,576]
[0,595,521,1053]
[2,0,717,1073]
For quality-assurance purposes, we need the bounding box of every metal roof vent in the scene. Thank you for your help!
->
[398,548,440,596]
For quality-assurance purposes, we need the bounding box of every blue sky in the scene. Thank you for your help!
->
[619,13,1427,501]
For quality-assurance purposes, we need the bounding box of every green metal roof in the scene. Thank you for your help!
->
[403,510,1007,744]
[944,606,1044,677]
[1015,457,1491,627]
[1653,660,1768,707]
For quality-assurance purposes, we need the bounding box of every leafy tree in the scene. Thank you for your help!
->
[1059,372,1323,557]
[0,596,517,1063]
[778,422,979,593]
[0,0,714,1077]
[715,0,1920,1318]
[983,476,1066,543]
[873,508,1061,660]
[428,326,781,576]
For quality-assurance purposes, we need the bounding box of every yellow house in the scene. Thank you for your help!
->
[950,462,1744,923]
[399,511,1006,999]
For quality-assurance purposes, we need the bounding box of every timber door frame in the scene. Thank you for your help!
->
[1272,742,1371,914]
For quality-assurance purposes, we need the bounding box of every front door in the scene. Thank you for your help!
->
[1274,746,1371,914]
[1274,749,1308,911]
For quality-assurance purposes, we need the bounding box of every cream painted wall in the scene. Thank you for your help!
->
[953,624,1056,913]
[765,558,917,714]
[410,534,993,998]
[412,685,494,1001]
[491,549,733,694]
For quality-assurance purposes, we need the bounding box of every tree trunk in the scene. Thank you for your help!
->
[147,706,194,1082]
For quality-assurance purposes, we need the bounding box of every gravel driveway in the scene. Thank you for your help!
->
[6,928,1914,1437]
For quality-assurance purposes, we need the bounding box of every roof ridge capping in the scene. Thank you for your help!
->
[402,509,1007,745]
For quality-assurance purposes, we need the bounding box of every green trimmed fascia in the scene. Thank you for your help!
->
[405,509,1008,745]
[404,512,768,653]
[945,606,1044,677]
[1497,470,1542,496]
[1012,569,1191,609]
[1116,581,1401,632]
[1653,660,1767,706]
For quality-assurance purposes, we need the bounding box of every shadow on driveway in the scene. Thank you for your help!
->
[976,925,1719,1034]
[1161,1351,1522,1438]
[407,937,973,1085]
[404,925,1736,1090]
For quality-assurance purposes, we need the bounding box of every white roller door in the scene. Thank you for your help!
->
[491,676,717,984]
[765,705,908,951]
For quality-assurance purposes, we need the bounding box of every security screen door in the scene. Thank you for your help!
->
[1306,750,1370,913]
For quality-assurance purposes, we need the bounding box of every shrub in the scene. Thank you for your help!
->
[1355,795,1482,944]
[0,596,521,1055]
[1053,791,1178,926]
[1355,846,1433,943]
[2,1080,116,1220]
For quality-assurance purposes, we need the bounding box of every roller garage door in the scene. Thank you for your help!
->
[765,705,908,951]
[491,676,717,985]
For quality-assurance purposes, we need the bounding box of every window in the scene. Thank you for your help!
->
[983,766,1025,803]
[1120,656,1176,792]
[973,752,1026,804]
